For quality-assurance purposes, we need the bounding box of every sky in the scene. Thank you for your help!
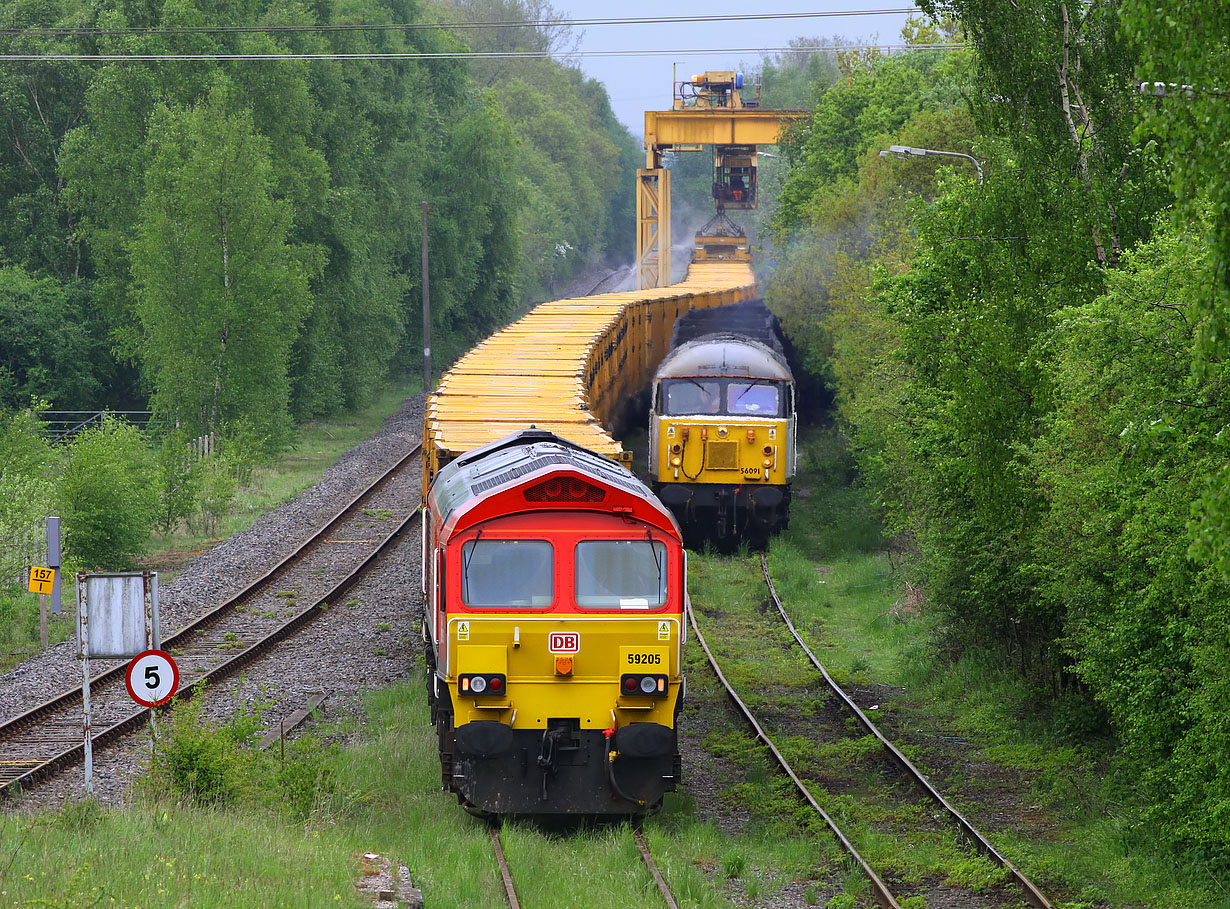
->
[549,1,921,137]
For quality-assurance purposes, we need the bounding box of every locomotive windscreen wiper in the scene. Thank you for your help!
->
[461,529,481,601]
[646,530,664,599]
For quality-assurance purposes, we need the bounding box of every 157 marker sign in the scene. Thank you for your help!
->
[27,566,54,595]
[125,650,179,707]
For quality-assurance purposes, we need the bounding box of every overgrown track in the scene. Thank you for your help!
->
[487,822,679,909]
[489,823,521,909]
[0,443,423,798]
[686,601,901,909]
[633,828,680,909]
[758,554,1053,909]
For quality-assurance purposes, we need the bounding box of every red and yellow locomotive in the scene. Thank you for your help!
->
[422,429,686,815]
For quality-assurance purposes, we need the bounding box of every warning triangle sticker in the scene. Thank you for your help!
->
[457,621,470,640]
[658,621,671,640]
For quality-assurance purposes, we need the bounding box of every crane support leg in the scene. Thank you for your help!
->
[637,168,671,290]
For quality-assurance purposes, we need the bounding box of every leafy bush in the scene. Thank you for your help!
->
[0,409,59,588]
[151,690,247,806]
[60,416,156,569]
[188,454,239,538]
[152,431,201,535]
[149,687,344,818]
[276,736,340,820]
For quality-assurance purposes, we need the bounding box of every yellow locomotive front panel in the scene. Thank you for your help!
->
[653,416,792,488]
[445,616,683,732]
[648,320,797,538]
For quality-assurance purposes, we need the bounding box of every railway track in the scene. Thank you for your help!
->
[0,443,423,798]
[487,822,679,909]
[687,555,1055,909]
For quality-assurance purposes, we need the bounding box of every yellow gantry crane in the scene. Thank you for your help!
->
[637,71,808,289]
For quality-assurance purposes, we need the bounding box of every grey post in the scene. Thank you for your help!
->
[48,516,61,614]
[422,201,432,392]
[77,572,93,795]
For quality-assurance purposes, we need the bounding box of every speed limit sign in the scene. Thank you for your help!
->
[125,650,179,707]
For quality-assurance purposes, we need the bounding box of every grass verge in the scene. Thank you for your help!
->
[0,670,854,908]
[143,384,416,581]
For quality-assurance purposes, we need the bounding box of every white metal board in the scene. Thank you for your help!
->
[79,572,159,658]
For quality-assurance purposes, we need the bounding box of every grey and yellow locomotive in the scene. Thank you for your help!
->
[648,300,796,538]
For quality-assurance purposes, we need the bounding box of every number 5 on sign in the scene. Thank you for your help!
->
[125,650,179,707]
[28,566,54,595]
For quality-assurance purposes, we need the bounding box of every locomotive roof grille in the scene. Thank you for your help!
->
[470,454,573,494]
[655,333,792,381]
[431,430,653,526]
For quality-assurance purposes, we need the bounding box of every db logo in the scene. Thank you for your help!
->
[548,632,580,654]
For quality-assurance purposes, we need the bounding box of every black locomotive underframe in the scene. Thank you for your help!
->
[439,717,680,816]
[657,482,790,538]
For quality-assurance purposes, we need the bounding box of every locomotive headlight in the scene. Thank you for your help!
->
[670,457,681,467]
[621,673,669,697]
[762,458,773,467]
[460,673,507,695]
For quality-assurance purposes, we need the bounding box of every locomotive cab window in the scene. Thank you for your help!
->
[575,541,667,608]
[461,540,553,607]
[726,381,782,416]
[663,379,722,415]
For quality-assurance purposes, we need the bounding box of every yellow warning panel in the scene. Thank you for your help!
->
[28,566,54,595]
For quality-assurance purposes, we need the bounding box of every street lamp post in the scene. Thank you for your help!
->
[879,145,983,183]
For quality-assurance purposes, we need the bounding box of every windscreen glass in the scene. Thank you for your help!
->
[575,541,667,608]
[726,381,781,416]
[663,379,722,415]
[461,540,553,607]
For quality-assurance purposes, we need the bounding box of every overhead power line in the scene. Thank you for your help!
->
[1,9,920,38]
[0,44,968,63]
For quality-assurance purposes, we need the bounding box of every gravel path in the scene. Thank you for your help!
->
[0,394,426,808]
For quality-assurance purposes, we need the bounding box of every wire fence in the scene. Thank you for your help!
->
[37,410,157,442]
[0,518,47,591]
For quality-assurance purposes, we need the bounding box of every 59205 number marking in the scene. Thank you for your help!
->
[626,652,661,666]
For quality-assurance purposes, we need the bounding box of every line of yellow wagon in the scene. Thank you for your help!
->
[423,259,757,493]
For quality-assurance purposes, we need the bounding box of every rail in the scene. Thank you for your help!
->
[489,823,521,909]
[0,443,422,796]
[758,552,1054,909]
[686,599,902,909]
[633,829,679,909]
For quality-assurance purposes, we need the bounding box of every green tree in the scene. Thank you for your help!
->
[60,415,155,569]
[128,79,318,447]
[1033,216,1230,851]
[0,267,111,409]
[1120,0,1230,361]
